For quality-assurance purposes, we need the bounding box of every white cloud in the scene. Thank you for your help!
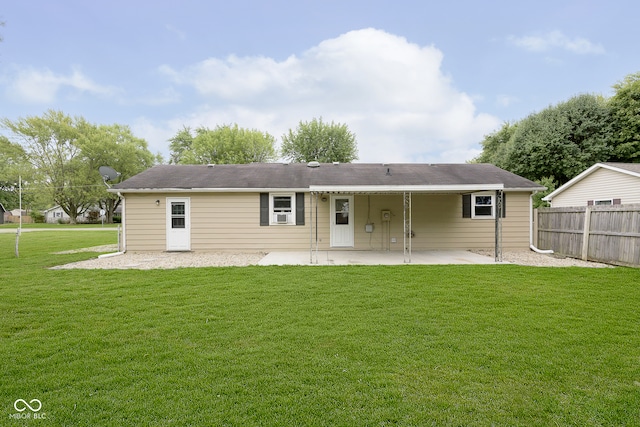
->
[508,30,605,55]
[155,28,500,163]
[5,66,120,104]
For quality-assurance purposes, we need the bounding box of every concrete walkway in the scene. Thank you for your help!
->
[258,250,502,266]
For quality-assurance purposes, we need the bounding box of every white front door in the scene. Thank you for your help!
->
[331,195,354,247]
[166,198,191,251]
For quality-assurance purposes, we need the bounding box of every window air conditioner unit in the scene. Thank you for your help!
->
[276,214,288,223]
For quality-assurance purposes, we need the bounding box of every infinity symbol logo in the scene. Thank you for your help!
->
[14,399,42,412]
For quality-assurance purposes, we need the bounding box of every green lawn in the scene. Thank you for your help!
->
[0,222,119,229]
[2,231,640,426]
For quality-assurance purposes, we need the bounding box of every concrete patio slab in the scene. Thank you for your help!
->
[258,250,503,266]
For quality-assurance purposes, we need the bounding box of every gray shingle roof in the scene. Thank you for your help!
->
[111,163,544,192]
[603,162,640,175]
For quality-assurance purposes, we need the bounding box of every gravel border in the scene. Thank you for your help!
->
[50,246,614,269]
[51,247,265,270]
[470,249,612,268]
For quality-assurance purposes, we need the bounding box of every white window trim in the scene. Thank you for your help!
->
[471,192,495,219]
[269,192,296,225]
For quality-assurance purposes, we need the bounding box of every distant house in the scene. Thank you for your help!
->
[43,206,92,223]
[109,163,545,256]
[543,163,640,207]
[44,206,66,223]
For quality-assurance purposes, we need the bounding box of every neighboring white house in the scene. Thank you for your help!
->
[44,206,92,223]
[543,162,640,207]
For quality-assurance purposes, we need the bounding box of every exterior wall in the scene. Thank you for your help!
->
[45,207,67,223]
[123,191,533,252]
[551,168,640,207]
[350,192,530,251]
[123,194,166,251]
[124,192,315,252]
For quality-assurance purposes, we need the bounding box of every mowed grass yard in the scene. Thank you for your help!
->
[1,229,640,426]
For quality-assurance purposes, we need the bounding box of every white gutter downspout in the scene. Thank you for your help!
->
[99,191,126,258]
[529,192,554,254]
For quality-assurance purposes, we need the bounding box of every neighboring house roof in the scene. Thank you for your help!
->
[111,163,544,193]
[543,162,640,201]
[44,205,63,213]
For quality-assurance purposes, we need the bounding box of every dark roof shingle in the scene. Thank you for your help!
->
[112,163,544,191]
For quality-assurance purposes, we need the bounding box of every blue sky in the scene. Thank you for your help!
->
[1,0,638,163]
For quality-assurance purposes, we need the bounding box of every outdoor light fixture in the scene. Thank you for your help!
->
[155,199,160,206]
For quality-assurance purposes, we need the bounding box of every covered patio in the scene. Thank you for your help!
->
[307,185,506,264]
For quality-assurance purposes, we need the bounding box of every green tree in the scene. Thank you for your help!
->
[0,135,31,210]
[2,110,157,224]
[609,72,640,161]
[473,122,517,167]
[168,126,194,164]
[532,176,557,208]
[179,124,277,164]
[503,94,613,185]
[281,117,358,163]
[77,123,157,223]
[1,110,94,223]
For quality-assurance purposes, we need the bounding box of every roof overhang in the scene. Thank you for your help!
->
[109,183,548,195]
[309,184,505,193]
[108,187,311,194]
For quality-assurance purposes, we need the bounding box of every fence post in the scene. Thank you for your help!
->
[581,207,592,261]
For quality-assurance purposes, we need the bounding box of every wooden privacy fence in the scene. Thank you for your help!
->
[4,215,33,224]
[537,204,640,267]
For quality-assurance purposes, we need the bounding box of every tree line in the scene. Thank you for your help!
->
[474,72,640,205]
[0,113,358,222]
[0,110,159,223]
[168,118,358,165]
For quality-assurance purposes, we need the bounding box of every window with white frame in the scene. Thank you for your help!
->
[270,193,296,225]
[472,193,495,219]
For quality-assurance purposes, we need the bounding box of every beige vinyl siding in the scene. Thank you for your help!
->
[123,194,166,251]
[351,192,531,251]
[552,168,640,207]
[124,192,316,251]
[123,191,533,252]
[191,193,311,250]
[500,193,532,249]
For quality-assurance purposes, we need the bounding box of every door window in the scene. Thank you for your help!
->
[335,199,350,225]
[171,202,186,228]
